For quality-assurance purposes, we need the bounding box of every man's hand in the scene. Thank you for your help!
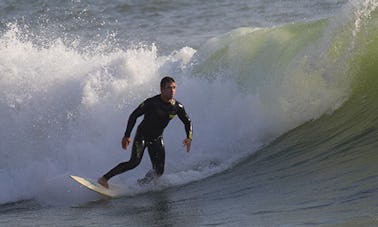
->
[183,138,192,153]
[122,136,131,150]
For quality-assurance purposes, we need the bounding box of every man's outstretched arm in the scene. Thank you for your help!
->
[122,101,148,149]
[177,103,193,152]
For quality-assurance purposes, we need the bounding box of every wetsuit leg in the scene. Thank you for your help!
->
[103,132,146,180]
[147,137,165,176]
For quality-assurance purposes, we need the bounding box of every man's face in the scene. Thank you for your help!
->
[161,82,176,101]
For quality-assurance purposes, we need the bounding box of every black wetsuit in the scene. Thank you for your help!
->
[103,95,192,180]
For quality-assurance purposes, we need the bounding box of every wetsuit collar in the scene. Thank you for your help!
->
[160,94,175,105]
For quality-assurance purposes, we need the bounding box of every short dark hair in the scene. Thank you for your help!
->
[160,76,175,88]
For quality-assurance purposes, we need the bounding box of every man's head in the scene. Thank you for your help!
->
[160,76,176,103]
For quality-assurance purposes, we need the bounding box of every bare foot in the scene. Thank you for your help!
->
[98,177,109,189]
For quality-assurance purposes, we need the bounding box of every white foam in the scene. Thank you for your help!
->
[0,20,352,205]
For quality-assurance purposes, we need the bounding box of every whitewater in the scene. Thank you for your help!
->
[1,0,378,226]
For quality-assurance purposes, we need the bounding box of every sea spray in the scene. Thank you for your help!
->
[0,0,376,205]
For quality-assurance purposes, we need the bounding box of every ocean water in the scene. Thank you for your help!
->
[1,0,378,226]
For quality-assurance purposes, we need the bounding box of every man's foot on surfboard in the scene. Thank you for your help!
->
[98,177,109,189]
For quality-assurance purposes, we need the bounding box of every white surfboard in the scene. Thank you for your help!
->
[70,175,122,198]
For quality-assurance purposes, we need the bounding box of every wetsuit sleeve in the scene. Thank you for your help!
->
[177,103,193,140]
[124,100,149,137]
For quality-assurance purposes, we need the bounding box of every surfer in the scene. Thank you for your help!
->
[98,76,193,188]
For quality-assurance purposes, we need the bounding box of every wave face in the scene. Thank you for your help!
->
[169,1,378,226]
[0,1,377,218]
